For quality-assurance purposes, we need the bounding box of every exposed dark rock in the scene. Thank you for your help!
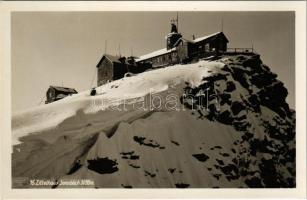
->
[130,155,140,160]
[120,151,135,155]
[144,170,156,178]
[51,180,59,189]
[220,153,230,157]
[67,159,82,175]
[245,177,263,187]
[129,163,140,169]
[242,56,261,68]
[231,101,245,116]
[213,174,222,180]
[171,140,180,146]
[87,157,118,174]
[284,148,295,163]
[168,168,176,174]
[258,81,288,117]
[250,72,277,88]
[192,153,209,162]
[202,73,227,82]
[216,159,225,165]
[220,164,239,181]
[214,164,220,169]
[120,151,140,160]
[230,66,250,89]
[247,94,260,112]
[219,93,232,105]
[210,145,222,150]
[233,121,250,132]
[133,136,164,149]
[225,81,236,92]
[241,132,253,141]
[217,110,233,125]
[259,158,280,187]
[234,115,247,122]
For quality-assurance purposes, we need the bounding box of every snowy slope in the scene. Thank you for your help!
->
[12,61,224,145]
[12,54,295,188]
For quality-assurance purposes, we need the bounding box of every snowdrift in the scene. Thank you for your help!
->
[12,61,224,145]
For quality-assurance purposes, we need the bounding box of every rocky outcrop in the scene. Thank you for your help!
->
[181,54,295,187]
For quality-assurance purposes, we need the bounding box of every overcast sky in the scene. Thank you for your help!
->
[12,11,295,112]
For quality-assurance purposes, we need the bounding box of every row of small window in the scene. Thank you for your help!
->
[153,52,178,63]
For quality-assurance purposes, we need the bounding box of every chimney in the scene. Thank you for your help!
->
[127,56,135,65]
[119,56,126,64]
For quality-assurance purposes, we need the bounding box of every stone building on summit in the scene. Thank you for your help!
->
[135,23,229,68]
[96,21,230,87]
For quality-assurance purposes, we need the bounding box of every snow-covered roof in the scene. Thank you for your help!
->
[135,47,176,62]
[97,54,136,67]
[173,37,194,47]
[104,54,122,63]
[135,32,228,63]
[193,32,225,43]
[49,86,77,94]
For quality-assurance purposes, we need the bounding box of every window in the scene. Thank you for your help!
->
[205,43,210,52]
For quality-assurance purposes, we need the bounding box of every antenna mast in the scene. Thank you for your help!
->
[221,18,224,32]
[176,11,179,31]
[118,43,121,57]
[104,40,107,54]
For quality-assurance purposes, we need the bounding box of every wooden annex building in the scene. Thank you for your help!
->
[45,86,78,104]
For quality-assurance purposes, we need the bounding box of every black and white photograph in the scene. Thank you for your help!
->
[0,1,306,199]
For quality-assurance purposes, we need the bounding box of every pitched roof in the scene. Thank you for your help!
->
[49,86,78,93]
[193,31,229,43]
[135,47,176,62]
[97,54,134,67]
[173,37,194,47]
[135,32,228,63]
[103,54,122,64]
[172,32,229,47]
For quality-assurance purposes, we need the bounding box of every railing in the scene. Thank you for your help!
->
[190,48,256,58]
[189,51,216,58]
[226,48,254,53]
